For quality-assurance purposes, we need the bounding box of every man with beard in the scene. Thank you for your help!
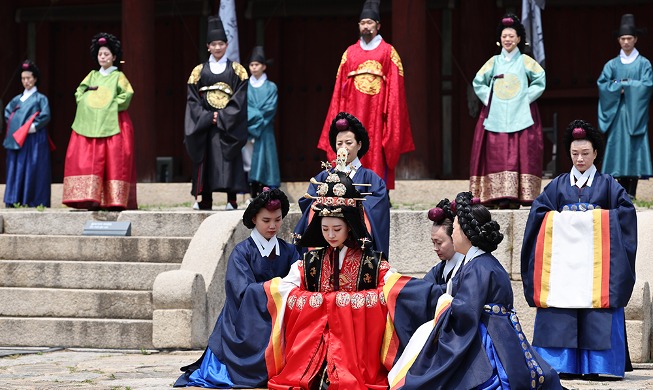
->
[317,0,414,191]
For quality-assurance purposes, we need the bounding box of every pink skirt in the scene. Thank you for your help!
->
[62,111,137,210]
[469,103,543,205]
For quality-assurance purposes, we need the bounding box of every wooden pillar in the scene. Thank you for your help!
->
[122,0,156,182]
[392,0,429,179]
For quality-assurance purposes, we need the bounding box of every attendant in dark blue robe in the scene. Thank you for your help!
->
[3,60,52,207]
[423,198,465,285]
[521,120,637,378]
[294,112,390,256]
[175,188,298,388]
[385,192,560,389]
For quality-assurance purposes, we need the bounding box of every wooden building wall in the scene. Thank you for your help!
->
[1,0,653,185]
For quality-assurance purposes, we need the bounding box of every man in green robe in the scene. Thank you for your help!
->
[598,14,653,199]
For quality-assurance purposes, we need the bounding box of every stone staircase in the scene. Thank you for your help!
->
[0,211,211,349]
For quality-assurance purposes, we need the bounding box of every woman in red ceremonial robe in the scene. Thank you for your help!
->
[265,168,390,389]
[62,32,137,210]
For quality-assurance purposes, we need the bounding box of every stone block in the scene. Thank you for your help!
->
[0,260,179,290]
[389,210,434,274]
[152,310,206,349]
[628,319,648,363]
[0,287,152,319]
[152,270,207,349]
[0,317,153,349]
[117,211,211,237]
[510,210,531,281]
[0,235,189,263]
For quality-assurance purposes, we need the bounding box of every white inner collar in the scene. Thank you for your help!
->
[360,34,382,51]
[99,66,117,76]
[570,165,597,188]
[620,48,639,64]
[250,228,280,258]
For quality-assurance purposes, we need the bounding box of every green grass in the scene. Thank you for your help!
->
[137,202,193,210]
[634,199,653,209]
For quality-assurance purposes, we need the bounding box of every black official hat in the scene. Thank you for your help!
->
[207,16,228,43]
[360,0,380,22]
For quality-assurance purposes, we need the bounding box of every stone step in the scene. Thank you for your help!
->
[0,235,190,263]
[0,260,180,290]
[0,317,153,349]
[0,287,152,319]
[0,210,212,237]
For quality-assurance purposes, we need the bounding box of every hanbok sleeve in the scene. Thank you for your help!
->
[621,59,653,136]
[382,46,415,170]
[520,179,558,307]
[33,94,51,130]
[524,55,545,103]
[597,60,622,133]
[473,57,495,106]
[248,82,278,139]
[74,71,94,105]
[116,72,134,112]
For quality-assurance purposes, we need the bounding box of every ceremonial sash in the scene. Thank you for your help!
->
[532,209,610,308]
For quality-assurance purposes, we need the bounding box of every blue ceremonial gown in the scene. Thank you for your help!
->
[294,166,390,256]
[3,91,52,207]
[175,237,298,388]
[521,172,637,376]
[598,55,653,178]
[386,252,561,389]
[248,78,280,187]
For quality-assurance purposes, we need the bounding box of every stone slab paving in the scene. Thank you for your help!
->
[0,348,653,389]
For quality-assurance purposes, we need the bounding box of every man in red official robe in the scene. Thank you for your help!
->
[317,0,414,190]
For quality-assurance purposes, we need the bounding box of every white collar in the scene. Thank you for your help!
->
[442,252,465,281]
[570,165,597,188]
[249,73,268,88]
[209,54,228,74]
[359,34,382,51]
[250,228,280,258]
[99,66,117,76]
[446,247,484,294]
[501,47,519,62]
[620,48,640,65]
[463,246,485,263]
[20,86,37,102]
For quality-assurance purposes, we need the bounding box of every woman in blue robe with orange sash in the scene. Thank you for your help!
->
[3,60,52,207]
[521,120,637,378]
[175,188,297,388]
[384,192,560,389]
[295,112,390,256]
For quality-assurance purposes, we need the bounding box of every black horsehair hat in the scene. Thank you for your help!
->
[616,14,646,37]
[296,149,373,249]
[328,112,370,158]
[249,46,270,65]
[360,0,380,22]
[207,16,228,43]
